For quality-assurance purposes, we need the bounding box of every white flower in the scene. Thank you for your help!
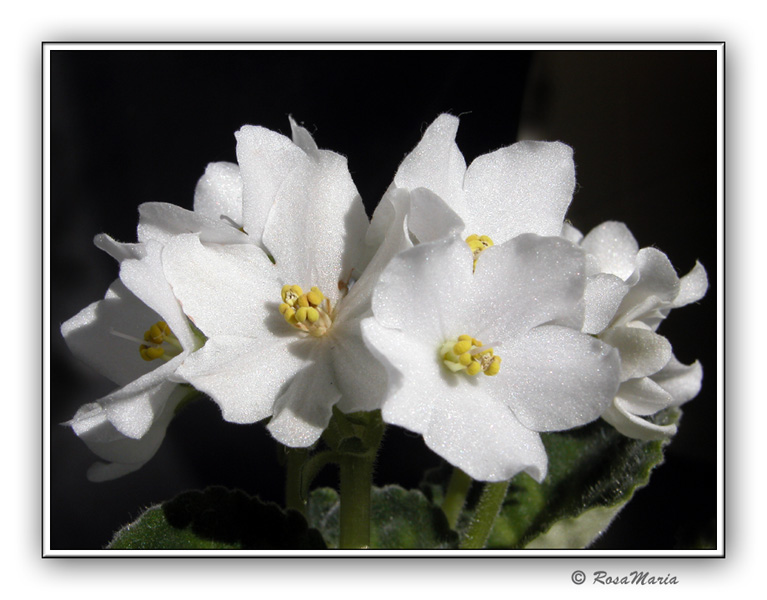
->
[389,113,576,250]
[565,221,708,440]
[361,235,621,482]
[135,120,311,249]
[158,119,403,447]
[62,237,204,480]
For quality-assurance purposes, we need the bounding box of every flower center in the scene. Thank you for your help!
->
[439,334,502,377]
[138,321,183,361]
[278,284,333,337]
[465,234,494,269]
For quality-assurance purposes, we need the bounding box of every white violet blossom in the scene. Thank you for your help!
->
[361,234,621,482]
[62,237,204,480]
[563,221,708,439]
[158,119,419,447]
[389,113,576,249]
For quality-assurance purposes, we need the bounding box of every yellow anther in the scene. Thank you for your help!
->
[477,350,495,370]
[307,287,324,306]
[440,334,502,378]
[465,233,495,266]
[485,356,502,376]
[466,361,482,376]
[453,340,472,355]
[133,321,181,362]
[148,323,164,344]
[281,284,304,306]
[277,284,331,336]
[140,345,165,361]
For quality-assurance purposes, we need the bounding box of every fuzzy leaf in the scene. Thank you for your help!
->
[107,486,326,550]
[420,409,680,549]
[488,409,681,548]
[307,485,459,549]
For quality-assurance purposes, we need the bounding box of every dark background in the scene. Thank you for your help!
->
[49,47,718,551]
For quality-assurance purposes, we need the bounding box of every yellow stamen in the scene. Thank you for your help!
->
[278,284,333,337]
[465,234,494,269]
[281,284,304,306]
[138,321,181,362]
[307,287,324,306]
[439,334,502,377]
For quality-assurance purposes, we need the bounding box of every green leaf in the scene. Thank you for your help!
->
[486,409,681,549]
[107,486,327,550]
[307,485,459,549]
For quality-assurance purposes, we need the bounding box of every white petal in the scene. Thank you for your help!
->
[260,129,369,305]
[362,310,546,481]
[119,240,196,351]
[614,377,674,416]
[473,234,587,338]
[193,161,243,226]
[393,114,467,211]
[407,187,466,244]
[235,124,306,243]
[501,325,620,432]
[463,141,575,241]
[161,233,278,338]
[338,188,414,323]
[601,326,673,381]
[94,233,145,262]
[651,355,703,406]
[289,116,321,155]
[91,375,179,439]
[69,386,192,481]
[177,335,307,424]
[370,235,474,341]
[331,320,388,414]
[366,182,399,249]
[580,221,639,280]
[362,319,441,433]
[582,273,629,334]
[137,202,248,246]
[340,187,464,324]
[267,347,340,447]
[365,319,548,482]
[601,402,677,441]
[615,247,680,326]
[560,222,583,243]
[672,261,709,308]
[62,279,164,387]
[423,391,548,483]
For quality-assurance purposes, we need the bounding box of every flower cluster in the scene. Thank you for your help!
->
[62,115,707,483]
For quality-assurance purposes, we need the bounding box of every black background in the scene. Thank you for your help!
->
[49,46,718,551]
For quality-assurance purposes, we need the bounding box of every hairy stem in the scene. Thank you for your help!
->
[441,468,473,529]
[459,480,510,549]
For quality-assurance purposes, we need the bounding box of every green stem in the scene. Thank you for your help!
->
[459,480,510,549]
[441,468,472,529]
[285,447,309,516]
[338,450,377,549]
